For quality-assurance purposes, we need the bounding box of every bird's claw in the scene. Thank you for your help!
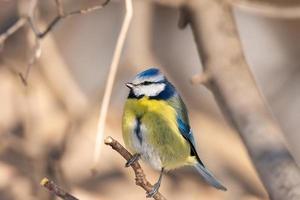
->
[146,182,160,198]
[125,153,140,167]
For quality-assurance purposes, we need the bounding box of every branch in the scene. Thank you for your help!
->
[0,18,27,48]
[155,0,300,19]
[232,0,300,19]
[181,0,300,199]
[190,71,211,86]
[0,0,110,85]
[93,0,133,167]
[0,0,37,47]
[31,0,111,39]
[19,30,41,85]
[40,177,79,200]
[104,137,167,200]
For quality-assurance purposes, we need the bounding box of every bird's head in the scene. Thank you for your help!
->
[126,68,175,99]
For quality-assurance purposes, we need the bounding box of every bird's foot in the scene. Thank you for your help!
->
[146,182,160,198]
[125,153,140,167]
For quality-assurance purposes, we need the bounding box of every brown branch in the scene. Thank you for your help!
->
[40,177,79,200]
[104,136,167,200]
[32,0,111,39]
[17,0,39,84]
[1,0,110,85]
[19,32,41,85]
[180,0,300,199]
[55,0,65,16]
[190,71,211,86]
[26,0,110,84]
[0,18,27,48]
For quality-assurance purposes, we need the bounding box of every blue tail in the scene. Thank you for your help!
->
[195,163,227,191]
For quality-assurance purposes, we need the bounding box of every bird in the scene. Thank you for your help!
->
[122,68,227,197]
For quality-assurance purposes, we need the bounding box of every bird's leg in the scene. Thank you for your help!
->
[146,168,164,198]
[125,153,141,167]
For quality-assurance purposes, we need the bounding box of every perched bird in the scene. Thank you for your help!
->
[122,68,227,197]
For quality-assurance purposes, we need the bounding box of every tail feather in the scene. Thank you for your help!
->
[195,163,227,191]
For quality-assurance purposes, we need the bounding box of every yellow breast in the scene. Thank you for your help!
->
[122,96,193,170]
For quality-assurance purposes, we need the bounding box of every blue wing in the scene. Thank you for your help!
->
[168,94,204,166]
[177,117,195,147]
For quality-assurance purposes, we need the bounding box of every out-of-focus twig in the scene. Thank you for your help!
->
[17,0,39,84]
[190,71,211,86]
[0,0,37,48]
[0,18,27,48]
[40,178,79,200]
[55,0,64,16]
[23,0,110,84]
[180,0,300,199]
[31,0,111,39]
[0,0,110,85]
[104,136,167,200]
[93,0,133,168]
[19,30,41,85]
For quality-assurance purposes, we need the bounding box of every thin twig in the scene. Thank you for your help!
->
[0,0,110,85]
[17,0,39,84]
[22,0,110,84]
[55,0,65,16]
[93,0,133,167]
[40,177,79,200]
[67,0,110,16]
[32,0,111,39]
[0,0,37,47]
[104,136,167,200]
[28,0,38,19]
[19,31,41,85]
[0,18,27,48]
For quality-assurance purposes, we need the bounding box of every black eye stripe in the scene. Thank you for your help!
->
[132,81,165,86]
[142,81,151,85]
[138,81,165,86]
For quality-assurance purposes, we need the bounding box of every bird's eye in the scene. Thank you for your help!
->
[142,81,152,85]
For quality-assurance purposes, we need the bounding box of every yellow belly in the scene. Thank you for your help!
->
[122,96,196,170]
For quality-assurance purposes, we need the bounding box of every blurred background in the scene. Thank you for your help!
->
[0,0,299,199]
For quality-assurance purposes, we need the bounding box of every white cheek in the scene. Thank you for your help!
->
[132,87,143,97]
[133,84,165,97]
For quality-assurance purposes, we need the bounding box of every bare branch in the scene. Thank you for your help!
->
[55,0,65,16]
[40,178,79,200]
[32,0,111,39]
[104,136,167,200]
[0,18,27,48]
[0,0,37,46]
[181,0,300,199]
[66,0,110,16]
[19,31,41,85]
[93,0,133,167]
[0,0,110,85]
[190,71,211,85]
[21,0,110,84]
[28,0,38,18]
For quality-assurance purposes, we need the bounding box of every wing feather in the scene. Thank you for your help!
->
[168,94,204,166]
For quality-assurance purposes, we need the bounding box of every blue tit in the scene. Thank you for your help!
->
[122,68,227,197]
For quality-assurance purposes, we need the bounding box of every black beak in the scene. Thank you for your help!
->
[125,82,134,89]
